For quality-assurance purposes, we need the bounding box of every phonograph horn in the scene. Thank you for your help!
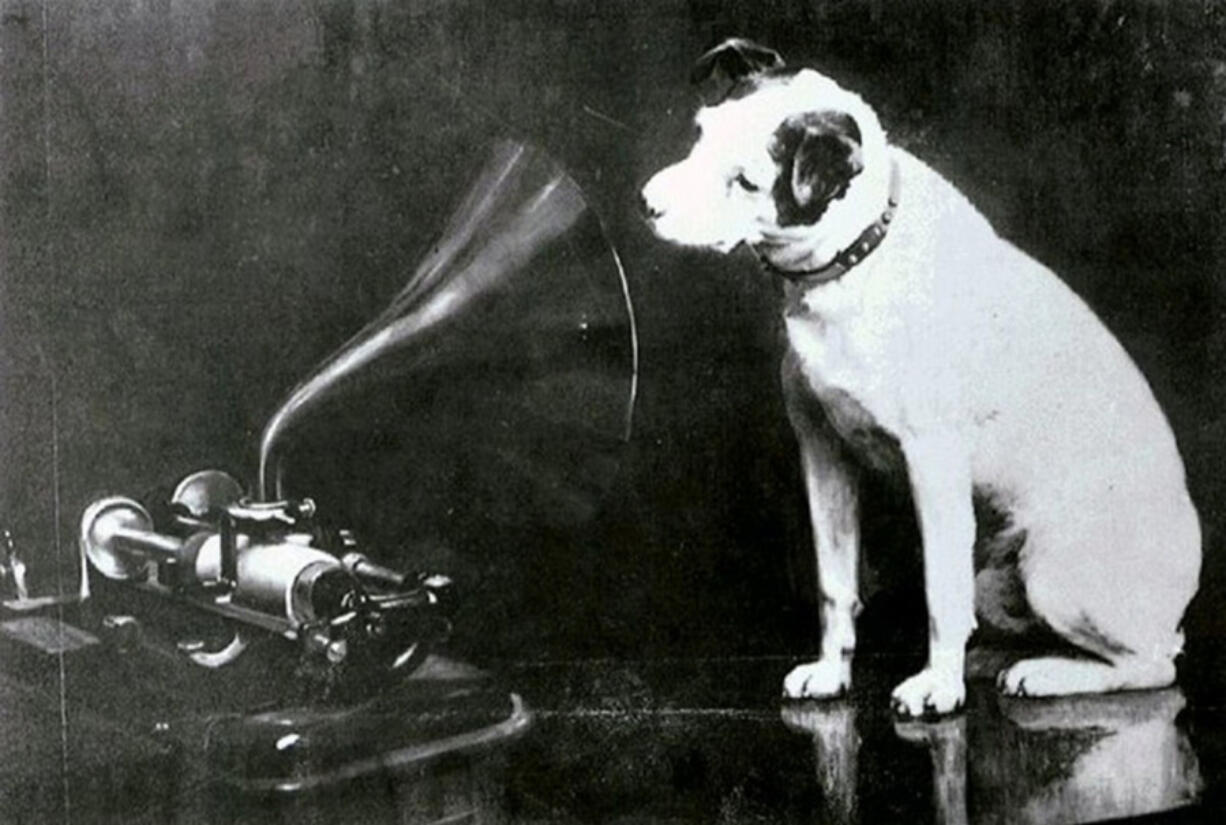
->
[257,141,637,527]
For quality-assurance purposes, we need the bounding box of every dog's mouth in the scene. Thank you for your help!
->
[754,223,817,249]
[749,229,815,270]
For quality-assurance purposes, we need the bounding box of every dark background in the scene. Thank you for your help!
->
[2,0,1224,694]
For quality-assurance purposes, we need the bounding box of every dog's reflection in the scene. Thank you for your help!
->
[782,685,1201,824]
[783,701,864,824]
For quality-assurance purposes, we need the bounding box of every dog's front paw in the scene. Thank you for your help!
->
[783,658,851,699]
[890,666,965,717]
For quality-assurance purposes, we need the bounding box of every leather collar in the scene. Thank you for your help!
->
[757,159,900,287]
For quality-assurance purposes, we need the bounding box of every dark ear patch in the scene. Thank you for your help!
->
[690,38,785,87]
[769,111,864,227]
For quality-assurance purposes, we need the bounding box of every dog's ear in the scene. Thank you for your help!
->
[772,111,864,226]
[690,38,785,86]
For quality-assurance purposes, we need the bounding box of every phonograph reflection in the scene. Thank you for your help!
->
[0,140,636,818]
[782,680,1203,825]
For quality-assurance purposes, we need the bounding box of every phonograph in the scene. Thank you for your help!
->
[0,140,637,809]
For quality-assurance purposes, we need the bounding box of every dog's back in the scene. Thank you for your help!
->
[884,149,1201,650]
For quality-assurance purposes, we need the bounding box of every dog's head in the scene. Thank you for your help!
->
[640,40,888,268]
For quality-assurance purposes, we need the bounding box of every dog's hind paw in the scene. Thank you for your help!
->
[783,658,851,699]
[891,667,965,717]
[997,655,1175,697]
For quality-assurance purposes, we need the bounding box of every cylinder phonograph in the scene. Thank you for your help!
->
[4,140,636,794]
[79,471,458,679]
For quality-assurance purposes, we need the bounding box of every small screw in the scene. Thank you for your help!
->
[326,639,348,664]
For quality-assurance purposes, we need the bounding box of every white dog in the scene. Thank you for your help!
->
[640,39,1201,716]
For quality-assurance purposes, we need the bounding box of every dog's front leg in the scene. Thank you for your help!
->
[783,414,861,700]
[891,432,976,717]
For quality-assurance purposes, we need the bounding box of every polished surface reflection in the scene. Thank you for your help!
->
[783,681,1202,825]
[0,643,1215,823]
[493,657,1212,824]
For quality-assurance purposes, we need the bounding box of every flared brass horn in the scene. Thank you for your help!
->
[257,141,637,526]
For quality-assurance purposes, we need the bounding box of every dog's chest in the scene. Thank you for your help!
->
[785,312,904,472]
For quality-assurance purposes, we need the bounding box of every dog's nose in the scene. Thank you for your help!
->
[638,192,663,221]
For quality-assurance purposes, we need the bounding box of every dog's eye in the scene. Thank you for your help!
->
[733,172,761,193]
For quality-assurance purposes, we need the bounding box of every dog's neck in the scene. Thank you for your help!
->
[753,147,897,284]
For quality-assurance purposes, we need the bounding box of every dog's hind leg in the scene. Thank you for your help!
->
[782,371,862,700]
[997,500,1198,697]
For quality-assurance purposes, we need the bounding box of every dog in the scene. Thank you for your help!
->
[640,39,1201,716]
